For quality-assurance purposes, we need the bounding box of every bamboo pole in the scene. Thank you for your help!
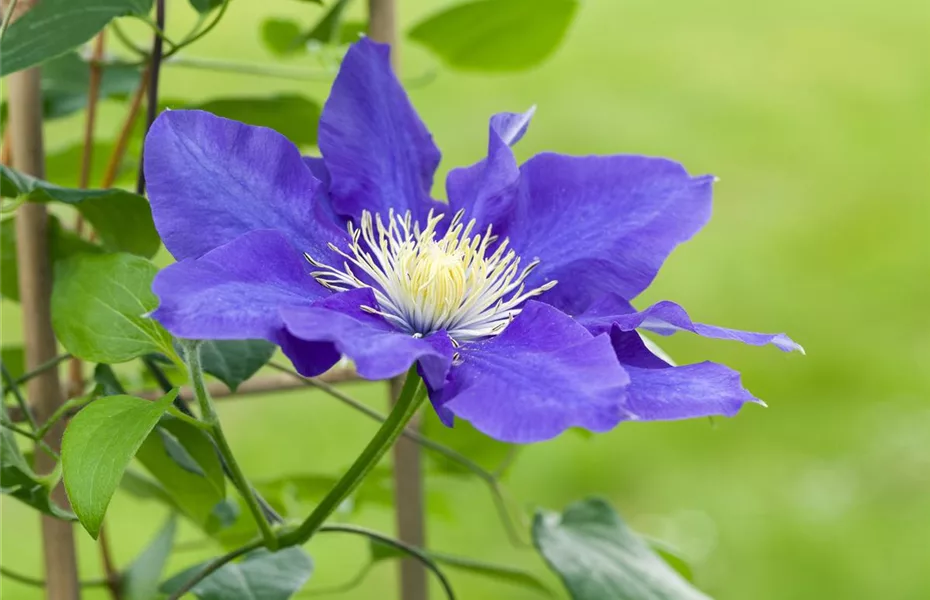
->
[6,0,82,596]
[368,2,429,598]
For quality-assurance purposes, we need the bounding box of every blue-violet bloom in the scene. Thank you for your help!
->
[145,38,801,443]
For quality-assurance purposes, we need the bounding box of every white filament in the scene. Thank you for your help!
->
[305,209,556,343]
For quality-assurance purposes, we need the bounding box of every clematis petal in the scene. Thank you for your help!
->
[151,229,341,376]
[608,300,803,353]
[281,288,454,390]
[609,327,761,419]
[446,107,534,233]
[437,301,631,444]
[506,153,714,312]
[143,110,345,261]
[318,38,441,223]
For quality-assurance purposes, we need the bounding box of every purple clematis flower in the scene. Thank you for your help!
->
[144,38,801,443]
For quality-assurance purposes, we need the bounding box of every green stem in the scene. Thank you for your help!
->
[267,362,527,546]
[0,0,18,40]
[163,0,230,60]
[316,525,456,600]
[166,406,212,431]
[181,341,278,550]
[0,566,108,589]
[132,14,178,49]
[109,20,148,57]
[278,366,426,547]
[164,55,334,81]
[164,539,263,600]
[34,394,90,441]
[12,353,71,387]
[1,362,36,430]
[1,417,39,441]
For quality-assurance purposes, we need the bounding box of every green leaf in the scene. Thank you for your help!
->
[1,407,76,520]
[193,95,321,147]
[1,215,103,302]
[0,53,142,126]
[422,407,516,476]
[51,253,175,364]
[261,18,303,56]
[43,52,143,120]
[197,339,276,392]
[61,390,178,538]
[123,516,177,600]
[408,0,577,72]
[0,165,159,257]
[135,418,226,529]
[161,547,313,600]
[370,540,552,595]
[156,427,206,477]
[303,0,352,46]
[188,0,223,13]
[118,469,178,508]
[0,0,154,77]
[532,498,712,600]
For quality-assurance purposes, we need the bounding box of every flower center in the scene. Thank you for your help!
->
[305,209,556,342]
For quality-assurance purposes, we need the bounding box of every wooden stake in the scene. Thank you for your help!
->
[6,2,81,598]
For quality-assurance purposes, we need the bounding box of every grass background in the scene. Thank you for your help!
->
[2,0,928,598]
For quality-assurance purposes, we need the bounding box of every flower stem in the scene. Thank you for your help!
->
[181,341,278,550]
[278,366,426,547]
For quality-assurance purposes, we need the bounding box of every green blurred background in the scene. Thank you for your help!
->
[2,0,928,598]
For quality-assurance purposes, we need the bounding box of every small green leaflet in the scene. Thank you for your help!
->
[408,0,578,72]
[195,339,277,392]
[61,390,178,538]
[532,498,711,600]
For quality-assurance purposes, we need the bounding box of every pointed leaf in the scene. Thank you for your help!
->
[0,0,154,76]
[123,516,177,600]
[302,0,352,46]
[1,165,159,257]
[261,18,303,56]
[195,339,276,392]
[532,498,712,600]
[189,0,223,13]
[408,0,577,72]
[135,418,226,530]
[51,253,176,364]
[61,390,178,538]
[161,547,313,600]
[370,540,552,595]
